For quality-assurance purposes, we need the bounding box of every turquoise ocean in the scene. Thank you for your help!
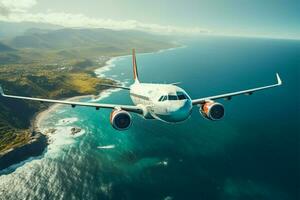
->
[0,36,299,200]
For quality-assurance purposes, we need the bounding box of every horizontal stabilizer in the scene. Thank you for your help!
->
[100,84,130,90]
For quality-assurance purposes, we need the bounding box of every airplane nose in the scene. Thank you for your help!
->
[167,100,192,122]
[178,100,192,116]
[154,100,192,123]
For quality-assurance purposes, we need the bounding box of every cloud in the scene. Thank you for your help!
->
[0,0,37,13]
[0,0,211,35]
[0,4,10,16]
[0,12,211,35]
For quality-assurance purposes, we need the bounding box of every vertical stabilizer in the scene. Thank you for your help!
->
[132,49,140,83]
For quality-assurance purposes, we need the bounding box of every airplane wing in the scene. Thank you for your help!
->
[192,73,282,105]
[0,86,143,114]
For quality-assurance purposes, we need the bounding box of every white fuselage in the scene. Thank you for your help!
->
[129,82,193,123]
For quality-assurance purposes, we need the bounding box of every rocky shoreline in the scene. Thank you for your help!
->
[0,67,111,172]
[0,96,91,172]
[0,131,47,171]
[0,80,104,173]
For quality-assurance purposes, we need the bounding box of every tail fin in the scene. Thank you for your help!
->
[132,49,140,83]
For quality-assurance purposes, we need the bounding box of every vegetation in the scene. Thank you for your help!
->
[0,125,32,155]
[0,24,176,154]
[0,58,114,154]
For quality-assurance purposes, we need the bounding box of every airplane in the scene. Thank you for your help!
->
[0,49,282,131]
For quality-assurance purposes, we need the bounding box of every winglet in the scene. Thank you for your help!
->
[276,73,282,85]
[0,85,4,96]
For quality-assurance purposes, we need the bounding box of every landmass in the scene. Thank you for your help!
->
[0,22,177,165]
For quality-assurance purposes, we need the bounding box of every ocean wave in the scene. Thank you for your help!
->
[0,154,44,175]
[89,88,122,102]
[46,126,86,155]
[157,44,187,53]
[56,117,78,126]
[94,56,128,78]
[157,159,169,167]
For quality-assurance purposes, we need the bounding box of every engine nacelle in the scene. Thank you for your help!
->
[200,101,225,120]
[110,109,132,131]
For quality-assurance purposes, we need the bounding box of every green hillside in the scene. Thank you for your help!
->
[9,28,171,50]
[0,58,115,154]
[2,28,173,65]
[0,21,62,39]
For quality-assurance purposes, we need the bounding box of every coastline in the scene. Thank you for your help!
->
[0,44,183,172]
[33,95,93,133]
[35,43,185,130]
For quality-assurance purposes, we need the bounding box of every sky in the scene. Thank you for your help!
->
[0,0,299,39]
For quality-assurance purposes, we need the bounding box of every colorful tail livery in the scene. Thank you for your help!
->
[132,49,140,83]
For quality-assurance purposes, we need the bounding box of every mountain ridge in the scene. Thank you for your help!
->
[8,28,170,49]
[0,42,15,52]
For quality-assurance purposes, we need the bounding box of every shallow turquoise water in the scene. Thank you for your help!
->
[0,36,299,200]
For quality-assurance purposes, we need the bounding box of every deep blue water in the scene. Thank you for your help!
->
[0,36,299,200]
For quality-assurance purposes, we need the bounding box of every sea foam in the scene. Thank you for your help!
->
[97,145,115,149]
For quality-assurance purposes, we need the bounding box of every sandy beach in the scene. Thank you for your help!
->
[33,95,93,133]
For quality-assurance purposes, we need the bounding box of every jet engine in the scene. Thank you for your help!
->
[110,109,132,131]
[200,101,225,120]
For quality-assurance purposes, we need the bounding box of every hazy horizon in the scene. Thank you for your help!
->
[0,0,299,40]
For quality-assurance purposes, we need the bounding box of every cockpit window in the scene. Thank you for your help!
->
[158,96,167,102]
[158,96,164,101]
[177,92,188,100]
[159,93,188,102]
[162,96,167,101]
[168,95,178,100]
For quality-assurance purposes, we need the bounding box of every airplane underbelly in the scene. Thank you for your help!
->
[154,110,191,123]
